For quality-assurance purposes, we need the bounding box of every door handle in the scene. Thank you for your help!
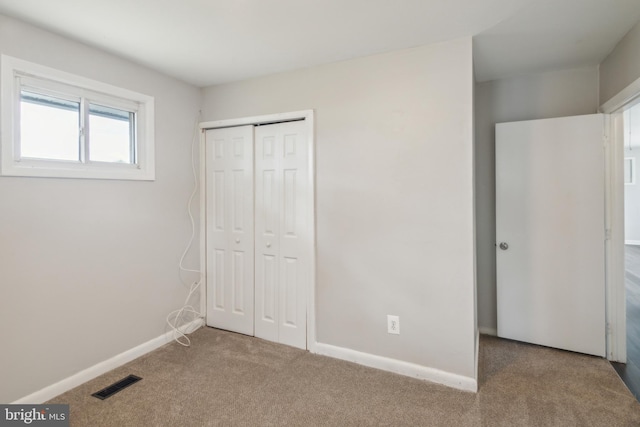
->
[235,238,240,243]
[266,242,271,248]
[499,242,509,250]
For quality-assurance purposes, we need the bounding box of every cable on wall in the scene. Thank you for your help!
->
[166,112,204,346]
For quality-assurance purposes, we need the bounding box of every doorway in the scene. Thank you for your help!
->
[611,102,640,399]
[199,111,316,351]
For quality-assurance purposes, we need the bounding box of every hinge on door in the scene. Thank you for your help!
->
[605,229,612,240]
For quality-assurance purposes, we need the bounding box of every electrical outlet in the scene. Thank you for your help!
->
[387,315,400,335]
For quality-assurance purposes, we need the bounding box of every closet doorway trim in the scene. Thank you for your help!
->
[199,110,316,351]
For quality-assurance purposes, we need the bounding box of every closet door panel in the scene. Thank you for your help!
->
[255,121,308,349]
[278,122,308,349]
[205,126,255,335]
[255,129,280,343]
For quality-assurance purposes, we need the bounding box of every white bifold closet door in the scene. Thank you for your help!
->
[205,120,309,350]
[205,125,255,336]
[254,120,308,349]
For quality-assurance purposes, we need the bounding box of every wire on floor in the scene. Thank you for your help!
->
[166,113,204,346]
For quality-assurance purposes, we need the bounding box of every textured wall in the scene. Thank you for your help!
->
[0,15,201,402]
[600,20,640,106]
[203,38,477,380]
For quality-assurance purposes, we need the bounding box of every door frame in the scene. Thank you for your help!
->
[199,110,317,351]
[601,78,640,362]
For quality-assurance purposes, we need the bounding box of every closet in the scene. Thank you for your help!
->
[204,119,311,350]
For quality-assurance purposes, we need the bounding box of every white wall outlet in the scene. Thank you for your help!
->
[387,315,400,335]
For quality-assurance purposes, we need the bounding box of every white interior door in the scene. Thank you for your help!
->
[255,121,309,349]
[496,114,606,357]
[205,126,255,335]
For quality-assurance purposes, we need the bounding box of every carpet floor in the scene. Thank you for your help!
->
[48,327,640,426]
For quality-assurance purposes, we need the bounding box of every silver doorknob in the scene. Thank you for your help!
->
[266,242,271,248]
[235,238,240,243]
[499,242,509,250]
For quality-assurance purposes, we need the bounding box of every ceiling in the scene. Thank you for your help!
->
[0,0,639,87]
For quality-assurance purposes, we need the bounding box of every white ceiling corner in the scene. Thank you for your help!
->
[473,0,640,82]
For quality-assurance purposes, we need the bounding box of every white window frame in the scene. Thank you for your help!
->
[1,55,155,180]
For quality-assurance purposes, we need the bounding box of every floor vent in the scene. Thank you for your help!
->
[92,375,142,400]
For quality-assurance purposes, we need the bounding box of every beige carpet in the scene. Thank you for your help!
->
[48,328,640,426]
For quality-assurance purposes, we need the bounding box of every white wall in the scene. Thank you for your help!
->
[0,15,201,403]
[202,38,477,381]
[475,67,599,332]
[600,20,640,106]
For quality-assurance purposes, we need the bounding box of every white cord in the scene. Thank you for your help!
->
[166,113,204,347]
[166,281,202,347]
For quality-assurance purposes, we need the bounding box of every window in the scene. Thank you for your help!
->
[1,55,154,180]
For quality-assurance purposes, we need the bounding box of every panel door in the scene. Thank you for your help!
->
[496,114,606,357]
[205,126,255,335]
[254,121,309,349]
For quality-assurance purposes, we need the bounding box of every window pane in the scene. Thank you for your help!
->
[89,104,134,164]
[20,90,80,161]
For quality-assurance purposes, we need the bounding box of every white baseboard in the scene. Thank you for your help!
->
[313,342,477,392]
[479,326,497,336]
[625,240,640,246]
[12,318,205,404]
